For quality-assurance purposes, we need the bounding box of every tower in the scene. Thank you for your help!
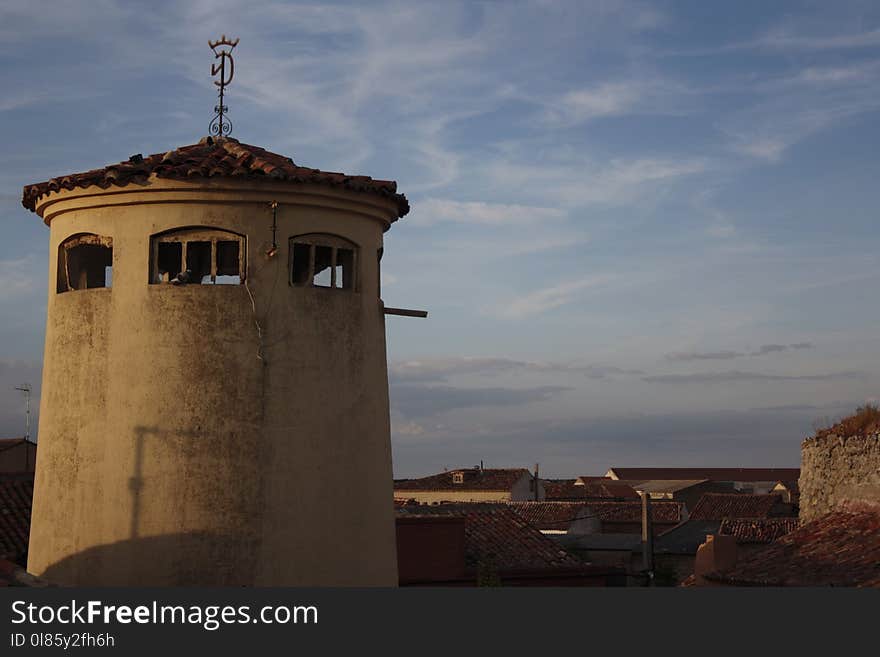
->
[21,135,410,585]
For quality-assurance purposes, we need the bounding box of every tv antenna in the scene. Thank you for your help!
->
[14,383,32,442]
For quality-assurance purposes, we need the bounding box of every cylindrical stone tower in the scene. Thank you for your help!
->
[22,136,409,585]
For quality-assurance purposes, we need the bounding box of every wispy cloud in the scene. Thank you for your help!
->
[498,276,615,319]
[544,82,643,125]
[643,370,861,384]
[389,356,642,383]
[666,343,815,361]
[0,256,39,301]
[753,27,880,52]
[411,199,566,226]
[483,155,708,207]
[391,383,571,417]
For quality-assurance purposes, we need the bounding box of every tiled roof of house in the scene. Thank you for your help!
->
[630,479,710,494]
[398,504,582,570]
[506,501,682,528]
[543,480,579,499]
[0,476,34,562]
[545,478,639,500]
[506,502,591,530]
[718,518,800,544]
[585,500,683,524]
[607,467,800,482]
[22,136,409,219]
[706,502,880,586]
[0,438,27,451]
[654,520,722,555]
[689,493,784,521]
[394,468,530,492]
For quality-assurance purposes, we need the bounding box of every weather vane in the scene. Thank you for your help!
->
[209,35,239,137]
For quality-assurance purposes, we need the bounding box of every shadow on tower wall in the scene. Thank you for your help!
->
[40,531,260,586]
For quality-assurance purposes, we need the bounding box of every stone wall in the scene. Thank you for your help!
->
[799,432,880,523]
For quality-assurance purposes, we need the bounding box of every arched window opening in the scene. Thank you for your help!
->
[289,234,358,291]
[57,234,113,293]
[150,228,245,285]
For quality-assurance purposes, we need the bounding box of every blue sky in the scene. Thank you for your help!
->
[1,1,879,476]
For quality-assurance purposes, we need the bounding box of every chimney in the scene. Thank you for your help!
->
[693,534,738,586]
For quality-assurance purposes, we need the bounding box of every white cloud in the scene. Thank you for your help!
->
[411,199,566,226]
[754,27,880,51]
[389,356,642,383]
[0,256,39,301]
[546,82,643,125]
[499,275,615,319]
[391,419,426,437]
[484,156,708,207]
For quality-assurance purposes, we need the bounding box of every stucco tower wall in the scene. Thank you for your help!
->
[28,179,400,585]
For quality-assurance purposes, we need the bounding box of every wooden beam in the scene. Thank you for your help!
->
[383,306,428,318]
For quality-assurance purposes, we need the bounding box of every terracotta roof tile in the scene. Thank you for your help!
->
[707,502,880,586]
[394,468,530,492]
[689,493,785,520]
[397,504,582,571]
[585,500,683,524]
[22,136,409,219]
[546,479,639,500]
[507,500,682,528]
[0,476,33,562]
[718,518,800,544]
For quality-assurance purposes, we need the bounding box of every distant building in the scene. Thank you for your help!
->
[653,515,799,586]
[688,407,880,586]
[395,504,624,586]
[0,439,36,475]
[688,493,793,520]
[772,480,799,505]
[693,501,878,586]
[394,467,542,504]
[507,500,682,536]
[544,478,639,501]
[622,479,734,513]
[605,467,800,495]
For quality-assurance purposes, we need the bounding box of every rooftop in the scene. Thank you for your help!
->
[397,503,582,571]
[506,500,682,528]
[546,478,639,500]
[718,518,800,544]
[706,502,880,586]
[21,136,409,219]
[689,493,785,521]
[607,467,800,482]
[629,479,710,494]
[394,468,531,492]
[0,475,34,563]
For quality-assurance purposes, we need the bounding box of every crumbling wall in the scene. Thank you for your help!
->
[799,432,880,523]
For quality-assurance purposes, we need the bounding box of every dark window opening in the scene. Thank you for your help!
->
[57,235,113,293]
[313,245,333,288]
[289,235,358,291]
[337,248,355,290]
[150,228,245,285]
[186,241,212,284]
[156,242,182,283]
[215,241,241,284]
[291,242,312,286]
